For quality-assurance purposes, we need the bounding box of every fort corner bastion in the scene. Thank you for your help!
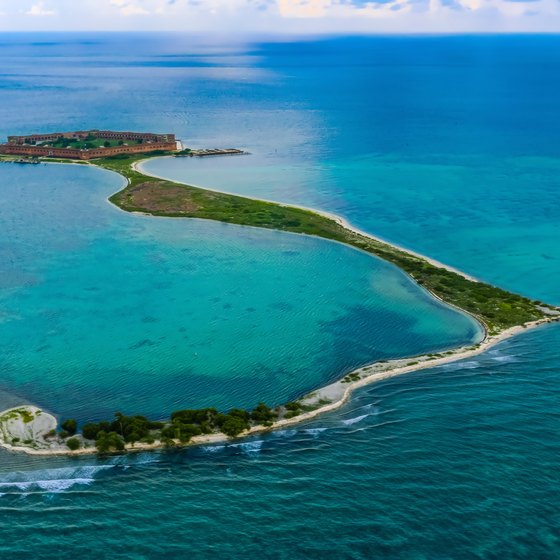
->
[0,129,178,160]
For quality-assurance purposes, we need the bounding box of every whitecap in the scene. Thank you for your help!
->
[441,360,480,370]
[0,477,93,493]
[492,355,517,363]
[341,414,369,426]
[304,427,328,437]
[0,464,112,495]
[201,445,225,453]
[273,429,297,438]
[229,440,264,454]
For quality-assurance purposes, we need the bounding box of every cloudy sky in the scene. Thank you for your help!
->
[0,0,559,33]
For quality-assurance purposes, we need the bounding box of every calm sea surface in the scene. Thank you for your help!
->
[0,34,559,559]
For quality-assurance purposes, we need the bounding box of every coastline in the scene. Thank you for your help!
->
[4,316,556,457]
[133,158,479,282]
[1,155,558,457]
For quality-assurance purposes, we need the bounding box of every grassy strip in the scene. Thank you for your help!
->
[92,153,556,334]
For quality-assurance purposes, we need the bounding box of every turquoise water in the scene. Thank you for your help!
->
[143,151,560,305]
[1,34,560,558]
[1,325,559,559]
[0,163,478,421]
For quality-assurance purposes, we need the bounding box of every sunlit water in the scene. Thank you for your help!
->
[1,33,560,559]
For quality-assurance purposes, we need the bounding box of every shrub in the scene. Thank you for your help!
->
[61,418,77,436]
[111,412,152,442]
[220,415,250,437]
[171,408,217,425]
[250,403,275,424]
[66,437,80,451]
[82,422,101,440]
[95,431,125,453]
[227,408,250,421]
[285,401,301,412]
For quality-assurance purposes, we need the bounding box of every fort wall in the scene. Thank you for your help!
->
[7,130,176,145]
[0,141,177,160]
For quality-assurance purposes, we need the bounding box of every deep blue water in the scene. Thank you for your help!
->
[1,33,560,558]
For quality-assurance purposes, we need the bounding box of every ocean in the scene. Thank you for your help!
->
[0,33,559,559]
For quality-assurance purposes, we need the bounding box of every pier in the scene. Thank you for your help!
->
[182,148,248,157]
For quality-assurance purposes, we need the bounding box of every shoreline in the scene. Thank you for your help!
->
[133,157,479,282]
[1,155,558,457]
[4,316,557,457]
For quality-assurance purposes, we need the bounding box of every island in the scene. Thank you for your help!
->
[0,129,558,456]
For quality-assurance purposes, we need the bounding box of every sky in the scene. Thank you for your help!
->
[0,0,558,33]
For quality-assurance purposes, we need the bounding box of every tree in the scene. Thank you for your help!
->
[220,415,249,437]
[285,401,301,411]
[61,418,77,436]
[110,412,151,443]
[171,408,218,425]
[250,403,275,424]
[66,437,80,451]
[95,431,125,453]
[227,408,250,421]
[82,422,101,440]
[103,141,111,148]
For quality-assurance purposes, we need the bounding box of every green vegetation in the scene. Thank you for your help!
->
[77,402,284,453]
[90,153,558,334]
[250,402,275,425]
[82,412,164,448]
[66,437,81,451]
[61,418,77,436]
[0,407,35,424]
[283,401,303,419]
[44,136,143,150]
[95,431,125,453]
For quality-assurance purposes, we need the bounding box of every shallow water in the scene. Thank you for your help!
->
[1,33,560,559]
[0,162,479,421]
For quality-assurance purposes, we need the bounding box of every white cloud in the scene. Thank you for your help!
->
[277,0,333,18]
[0,0,557,32]
[110,0,150,15]
[25,1,56,16]
[121,4,150,15]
